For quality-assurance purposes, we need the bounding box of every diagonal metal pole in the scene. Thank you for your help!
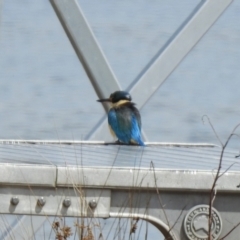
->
[50,0,121,113]
[87,0,233,140]
[127,0,233,108]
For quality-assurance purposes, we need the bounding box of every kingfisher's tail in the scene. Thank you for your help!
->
[131,138,145,146]
[138,138,145,146]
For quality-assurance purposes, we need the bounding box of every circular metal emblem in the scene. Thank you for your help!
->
[184,205,222,240]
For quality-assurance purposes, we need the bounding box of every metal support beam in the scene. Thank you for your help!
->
[50,0,121,113]
[0,187,110,217]
[0,164,240,239]
[0,142,239,239]
[57,167,240,193]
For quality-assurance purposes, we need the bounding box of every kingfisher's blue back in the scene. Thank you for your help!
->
[108,102,144,146]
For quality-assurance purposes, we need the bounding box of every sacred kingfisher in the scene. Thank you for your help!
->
[97,91,145,146]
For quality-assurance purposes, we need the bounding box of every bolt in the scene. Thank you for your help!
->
[89,199,97,209]
[63,198,71,208]
[10,196,19,205]
[37,197,46,207]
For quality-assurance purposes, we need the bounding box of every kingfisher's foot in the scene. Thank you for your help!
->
[115,140,128,145]
[114,140,143,146]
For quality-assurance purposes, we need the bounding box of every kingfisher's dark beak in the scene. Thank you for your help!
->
[97,98,111,102]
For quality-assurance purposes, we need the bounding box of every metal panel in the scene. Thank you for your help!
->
[0,163,238,204]
[0,187,110,217]
[110,190,240,239]
[57,167,240,193]
[0,164,240,239]
[0,164,56,187]
[2,142,239,239]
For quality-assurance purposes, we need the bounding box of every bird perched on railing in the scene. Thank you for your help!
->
[97,91,145,146]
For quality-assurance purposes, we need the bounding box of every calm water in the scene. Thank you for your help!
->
[0,1,240,239]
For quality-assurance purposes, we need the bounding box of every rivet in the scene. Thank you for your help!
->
[11,196,19,205]
[37,197,46,207]
[63,198,71,208]
[89,199,97,209]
